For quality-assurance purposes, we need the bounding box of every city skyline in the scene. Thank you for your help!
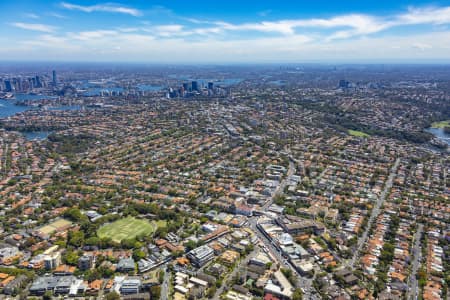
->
[1,1,450,62]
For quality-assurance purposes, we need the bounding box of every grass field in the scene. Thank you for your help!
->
[39,219,72,235]
[348,129,370,138]
[431,120,450,128]
[97,216,165,243]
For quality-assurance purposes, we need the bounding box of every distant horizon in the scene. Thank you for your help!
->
[2,1,450,62]
[1,60,450,66]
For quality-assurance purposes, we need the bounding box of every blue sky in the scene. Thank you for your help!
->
[1,0,450,62]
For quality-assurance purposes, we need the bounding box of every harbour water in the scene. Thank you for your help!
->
[83,87,124,96]
[15,93,57,101]
[426,128,450,146]
[0,97,81,141]
[0,99,32,118]
[22,131,53,141]
[137,85,163,91]
[168,75,243,86]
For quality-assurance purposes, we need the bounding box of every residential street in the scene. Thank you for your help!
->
[212,246,259,299]
[350,158,400,267]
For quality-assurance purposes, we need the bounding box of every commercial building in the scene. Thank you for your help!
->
[187,245,215,267]
[120,277,142,294]
[29,276,83,296]
[264,270,293,300]
[276,216,325,236]
[52,70,57,86]
[117,257,136,273]
[192,81,199,91]
[44,252,61,270]
[78,254,94,271]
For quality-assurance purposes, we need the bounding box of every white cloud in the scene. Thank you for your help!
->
[5,5,450,62]
[50,5,450,42]
[23,13,39,19]
[148,24,222,38]
[117,27,140,33]
[192,27,223,35]
[183,18,216,25]
[153,25,185,37]
[10,22,56,33]
[47,12,68,19]
[211,14,391,38]
[20,34,70,47]
[61,2,142,17]
[70,30,118,41]
[196,6,450,39]
[214,21,296,35]
[154,25,184,32]
[3,30,450,62]
[412,43,432,50]
[398,6,450,25]
[258,10,272,17]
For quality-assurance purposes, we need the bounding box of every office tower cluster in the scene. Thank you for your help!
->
[0,70,58,93]
[167,80,230,98]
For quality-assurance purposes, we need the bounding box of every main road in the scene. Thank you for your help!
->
[248,156,321,300]
[261,158,296,211]
[407,223,424,300]
[160,265,170,300]
[350,157,401,267]
[248,217,320,300]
